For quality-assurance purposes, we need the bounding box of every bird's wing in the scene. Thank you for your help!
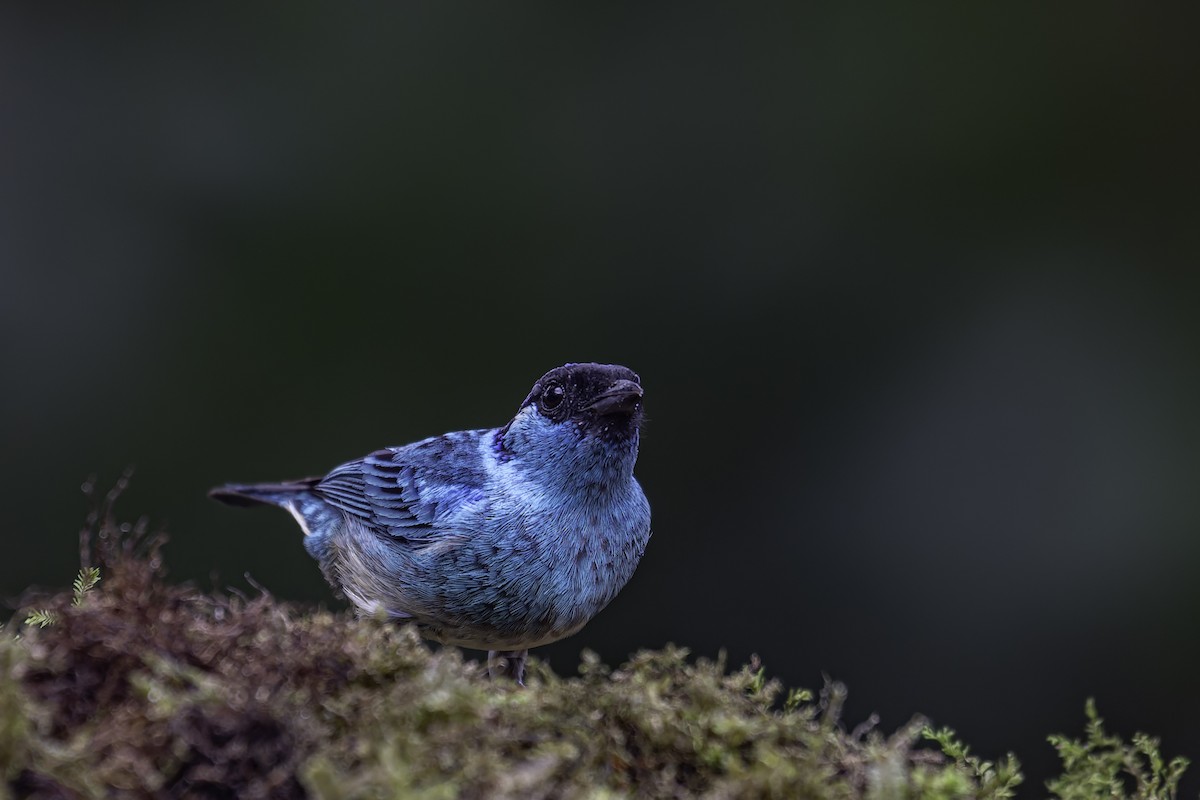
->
[314,433,490,541]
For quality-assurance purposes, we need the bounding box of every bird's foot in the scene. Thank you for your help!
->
[487,649,528,687]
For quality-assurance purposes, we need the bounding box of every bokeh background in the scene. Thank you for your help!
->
[4,3,1198,792]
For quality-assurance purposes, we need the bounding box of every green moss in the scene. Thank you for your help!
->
[1,508,1189,799]
[1046,699,1189,800]
[0,639,30,790]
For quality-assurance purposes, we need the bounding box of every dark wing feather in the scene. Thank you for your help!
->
[314,439,487,540]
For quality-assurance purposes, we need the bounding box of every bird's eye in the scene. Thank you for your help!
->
[540,383,565,411]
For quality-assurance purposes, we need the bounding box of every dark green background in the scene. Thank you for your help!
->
[4,4,1198,791]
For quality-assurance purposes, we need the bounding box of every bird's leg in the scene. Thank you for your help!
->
[487,649,528,686]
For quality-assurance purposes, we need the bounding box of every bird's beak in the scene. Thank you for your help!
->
[583,380,644,416]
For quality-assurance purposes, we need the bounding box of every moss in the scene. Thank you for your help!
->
[1,503,1189,799]
[1046,700,1189,800]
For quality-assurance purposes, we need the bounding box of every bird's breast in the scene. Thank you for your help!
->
[535,491,650,607]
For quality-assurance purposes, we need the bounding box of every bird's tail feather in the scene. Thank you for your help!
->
[208,478,322,508]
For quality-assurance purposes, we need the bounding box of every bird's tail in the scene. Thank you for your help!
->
[208,478,322,508]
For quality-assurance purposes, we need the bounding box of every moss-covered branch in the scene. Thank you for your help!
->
[0,509,1188,799]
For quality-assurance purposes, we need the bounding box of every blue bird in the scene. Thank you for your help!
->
[210,363,651,685]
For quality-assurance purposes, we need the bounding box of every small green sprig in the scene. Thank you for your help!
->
[72,567,101,607]
[24,610,58,629]
[1047,699,1189,800]
[19,567,101,633]
[923,724,1023,799]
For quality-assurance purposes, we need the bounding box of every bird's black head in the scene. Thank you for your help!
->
[521,362,644,441]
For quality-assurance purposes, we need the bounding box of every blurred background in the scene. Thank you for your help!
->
[3,3,1198,792]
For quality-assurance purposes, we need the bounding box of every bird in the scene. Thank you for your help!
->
[209,362,651,685]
